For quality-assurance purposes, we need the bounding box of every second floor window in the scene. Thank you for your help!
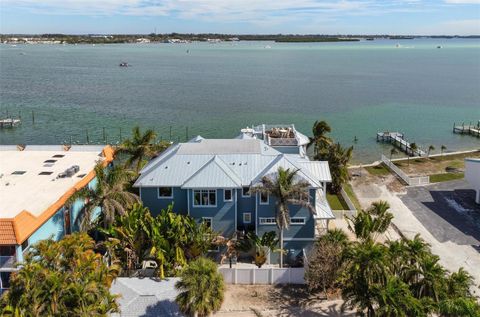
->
[158,187,173,198]
[193,189,216,206]
[260,192,269,204]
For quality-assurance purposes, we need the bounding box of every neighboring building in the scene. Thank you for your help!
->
[0,145,114,293]
[134,124,334,264]
[465,158,480,204]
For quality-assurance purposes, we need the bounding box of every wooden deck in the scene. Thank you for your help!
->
[453,122,480,138]
[376,131,426,156]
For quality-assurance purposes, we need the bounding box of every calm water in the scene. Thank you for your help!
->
[0,39,479,163]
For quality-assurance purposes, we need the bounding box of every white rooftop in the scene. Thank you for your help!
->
[0,145,107,218]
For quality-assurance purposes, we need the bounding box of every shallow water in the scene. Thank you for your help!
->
[0,38,479,163]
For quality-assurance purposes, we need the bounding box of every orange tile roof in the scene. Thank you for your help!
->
[0,220,17,245]
[0,145,115,245]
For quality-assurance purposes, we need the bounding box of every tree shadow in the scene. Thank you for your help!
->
[139,299,184,317]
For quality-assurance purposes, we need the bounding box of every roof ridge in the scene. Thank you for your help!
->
[181,156,216,187]
[212,156,242,186]
[283,156,321,187]
[250,154,284,185]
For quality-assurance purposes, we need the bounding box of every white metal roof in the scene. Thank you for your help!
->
[315,189,335,219]
[0,145,106,218]
[295,161,332,183]
[134,138,330,190]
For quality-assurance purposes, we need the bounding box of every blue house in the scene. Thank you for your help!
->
[134,125,334,265]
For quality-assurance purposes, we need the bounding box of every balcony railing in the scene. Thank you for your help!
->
[0,256,16,270]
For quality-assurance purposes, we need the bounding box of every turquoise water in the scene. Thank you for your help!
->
[0,38,479,163]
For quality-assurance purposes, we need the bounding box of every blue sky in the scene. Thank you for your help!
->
[1,0,479,35]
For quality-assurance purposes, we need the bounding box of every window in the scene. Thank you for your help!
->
[259,217,276,225]
[243,212,252,223]
[39,171,53,175]
[224,189,232,202]
[44,159,57,163]
[193,190,216,206]
[158,187,173,198]
[242,187,250,197]
[11,171,26,175]
[291,217,306,225]
[202,217,212,228]
[52,154,65,158]
[260,192,269,204]
[21,239,29,252]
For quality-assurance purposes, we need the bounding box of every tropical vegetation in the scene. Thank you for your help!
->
[0,233,119,316]
[175,257,225,317]
[238,231,280,268]
[117,126,170,173]
[305,201,480,316]
[100,203,214,278]
[250,167,314,267]
[309,120,353,193]
[68,162,140,230]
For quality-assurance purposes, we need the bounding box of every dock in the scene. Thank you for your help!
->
[0,118,21,128]
[376,131,426,156]
[453,122,480,138]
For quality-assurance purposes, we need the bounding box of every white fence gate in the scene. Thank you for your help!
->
[381,155,429,186]
[219,267,305,285]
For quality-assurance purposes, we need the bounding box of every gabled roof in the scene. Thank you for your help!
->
[182,156,242,188]
[295,161,332,182]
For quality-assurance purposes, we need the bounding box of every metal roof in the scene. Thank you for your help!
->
[315,189,335,219]
[134,138,330,190]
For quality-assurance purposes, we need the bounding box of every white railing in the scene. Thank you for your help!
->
[340,188,357,213]
[333,210,357,219]
[381,155,429,186]
[219,267,305,285]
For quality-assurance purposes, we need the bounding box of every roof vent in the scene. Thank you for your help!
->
[164,166,168,169]
[187,161,190,164]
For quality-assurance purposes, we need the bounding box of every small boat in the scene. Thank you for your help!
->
[437,45,442,49]
[366,38,374,41]
[119,62,129,67]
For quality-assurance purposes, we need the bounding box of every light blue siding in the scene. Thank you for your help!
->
[28,208,65,247]
[236,188,255,231]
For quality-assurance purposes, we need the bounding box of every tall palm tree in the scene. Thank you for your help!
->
[251,167,315,267]
[69,163,140,230]
[427,145,435,158]
[117,126,170,173]
[175,257,225,317]
[441,145,447,160]
[324,143,353,193]
[309,120,332,159]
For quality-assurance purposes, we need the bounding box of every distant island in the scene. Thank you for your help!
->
[1,33,479,44]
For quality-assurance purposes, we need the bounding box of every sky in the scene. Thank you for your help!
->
[0,0,479,35]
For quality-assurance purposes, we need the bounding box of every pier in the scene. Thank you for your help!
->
[376,131,425,156]
[453,122,480,138]
[0,118,21,128]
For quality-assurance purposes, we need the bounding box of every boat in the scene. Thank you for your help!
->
[437,45,442,49]
[119,62,129,67]
[366,38,374,41]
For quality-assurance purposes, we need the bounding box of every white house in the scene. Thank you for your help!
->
[465,158,480,204]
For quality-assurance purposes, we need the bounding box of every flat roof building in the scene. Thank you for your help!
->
[465,158,480,204]
[0,145,114,293]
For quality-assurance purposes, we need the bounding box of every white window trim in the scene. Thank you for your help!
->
[224,189,233,202]
[259,217,276,225]
[243,212,252,223]
[193,190,217,207]
[290,217,306,225]
[259,192,269,205]
[202,217,213,229]
[158,187,173,199]
[242,187,251,197]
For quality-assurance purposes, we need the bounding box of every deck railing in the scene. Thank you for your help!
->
[381,155,430,186]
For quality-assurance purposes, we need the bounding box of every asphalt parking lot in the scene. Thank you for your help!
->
[400,180,480,248]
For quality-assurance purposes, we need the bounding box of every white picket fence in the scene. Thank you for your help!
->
[219,267,305,285]
[381,155,429,186]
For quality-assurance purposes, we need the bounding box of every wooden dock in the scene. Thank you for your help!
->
[376,131,426,156]
[0,118,21,128]
[453,122,480,138]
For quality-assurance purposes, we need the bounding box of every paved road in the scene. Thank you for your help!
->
[400,180,480,247]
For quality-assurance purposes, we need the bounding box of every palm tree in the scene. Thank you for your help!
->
[390,148,399,160]
[69,163,140,230]
[427,145,435,158]
[175,257,225,317]
[441,145,447,160]
[117,126,170,173]
[250,167,315,267]
[309,120,332,159]
[324,143,353,193]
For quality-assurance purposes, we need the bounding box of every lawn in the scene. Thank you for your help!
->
[365,164,391,176]
[327,193,349,210]
[429,173,465,183]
